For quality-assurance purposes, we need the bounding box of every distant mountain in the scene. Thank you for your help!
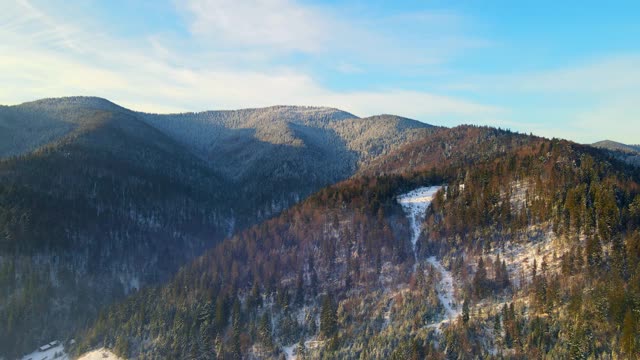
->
[592,140,640,167]
[592,140,640,153]
[138,106,434,219]
[0,97,433,357]
[0,97,124,158]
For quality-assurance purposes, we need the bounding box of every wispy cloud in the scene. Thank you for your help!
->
[0,0,502,123]
[180,0,330,53]
[4,0,634,144]
[443,55,639,94]
[443,55,640,142]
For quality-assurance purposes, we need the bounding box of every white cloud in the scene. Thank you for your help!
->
[572,95,640,144]
[0,0,503,124]
[456,55,640,95]
[0,41,503,120]
[180,0,329,53]
[441,55,640,143]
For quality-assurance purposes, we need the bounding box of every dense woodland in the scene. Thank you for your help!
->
[0,108,237,357]
[0,98,432,358]
[73,127,640,359]
[1,98,638,358]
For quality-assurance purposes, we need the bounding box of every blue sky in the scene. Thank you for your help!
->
[1,0,639,143]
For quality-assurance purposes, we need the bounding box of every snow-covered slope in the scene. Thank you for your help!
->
[20,341,122,360]
[77,349,122,360]
[0,97,130,159]
[20,341,67,360]
[138,105,356,156]
[426,256,459,322]
[398,186,459,330]
[397,186,443,254]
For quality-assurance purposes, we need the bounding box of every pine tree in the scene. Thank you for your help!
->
[621,309,637,357]
[473,257,488,299]
[295,270,304,306]
[586,235,602,271]
[215,294,227,332]
[296,338,308,360]
[501,260,510,289]
[308,256,318,297]
[462,298,470,325]
[320,294,337,338]
[258,312,272,349]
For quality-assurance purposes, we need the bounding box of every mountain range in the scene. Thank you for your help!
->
[591,140,640,167]
[0,97,431,358]
[1,97,639,359]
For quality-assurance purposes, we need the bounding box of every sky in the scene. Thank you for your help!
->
[1,0,639,144]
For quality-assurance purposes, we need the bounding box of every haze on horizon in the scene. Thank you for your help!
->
[1,0,639,144]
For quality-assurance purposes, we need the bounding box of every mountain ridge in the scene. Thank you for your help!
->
[592,139,640,153]
[592,139,640,167]
[73,126,640,359]
[0,96,435,358]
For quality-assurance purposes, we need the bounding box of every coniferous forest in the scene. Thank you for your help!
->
[0,98,639,359]
[75,124,640,358]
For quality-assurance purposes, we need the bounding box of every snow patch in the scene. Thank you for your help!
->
[20,341,122,360]
[20,341,67,360]
[282,344,296,360]
[398,186,459,331]
[426,256,458,321]
[77,348,123,360]
[397,186,442,256]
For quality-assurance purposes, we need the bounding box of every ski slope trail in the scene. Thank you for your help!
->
[398,186,459,330]
[397,186,442,259]
[426,256,459,321]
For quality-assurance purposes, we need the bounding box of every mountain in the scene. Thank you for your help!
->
[592,140,640,153]
[3,97,639,359]
[0,97,433,358]
[592,140,640,167]
[137,107,433,221]
[72,126,640,359]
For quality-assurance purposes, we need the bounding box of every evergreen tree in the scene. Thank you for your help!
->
[462,297,470,325]
[320,294,337,338]
[296,338,308,360]
[258,312,273,349]
[473,257,488,299]
[215,294,227,332]
[295,270,305,306]
[621,309,637,357]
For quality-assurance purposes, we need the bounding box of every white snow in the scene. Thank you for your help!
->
[76,348,122,360]
[20,341,68,360]
[20,342,121,360]
[398,186,460,331]
[283,339,322,360]
[426,256,458,321]
[397,186,442,256]
[283,344,296,360]
[488,227,562,287]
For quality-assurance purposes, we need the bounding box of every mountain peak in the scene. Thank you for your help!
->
[592,139,640,153]
[17,96,124,111]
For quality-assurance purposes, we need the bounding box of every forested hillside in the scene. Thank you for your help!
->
[138,108,433,221]
[592,140,640,168]
[74,126,640,359]
[0,97,433,358]
[0,100,236,357]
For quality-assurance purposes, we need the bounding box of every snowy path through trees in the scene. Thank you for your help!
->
[426,256,459,321]
[397,186,442,257]
[398,186,459,329]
